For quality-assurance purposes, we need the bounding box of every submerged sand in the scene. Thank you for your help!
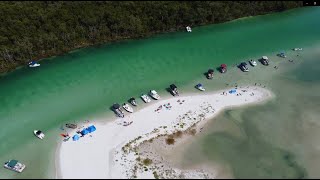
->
[57,85,273,179]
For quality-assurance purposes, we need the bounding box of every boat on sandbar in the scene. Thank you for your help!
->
[249,59,257,66]
[4,160,26,173]
[141,94,151,103]
[129,97,137,106]
[169,84,179,96]
[277,52,286,58]
[28,61,40,68]
[112,103,125,118]
[186,26,192,32]
[33,130,45,139]
[238,62,249,72]
[195,83,205,91]
[293,48,302,51]
[149,90,160,100]
[65,123,77,129]
[122,103,133,113]
[260,56,269,66]
[206,69,214,79]
[220,64,227,73]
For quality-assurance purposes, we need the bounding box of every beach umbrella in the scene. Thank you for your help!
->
[72,134,80,141]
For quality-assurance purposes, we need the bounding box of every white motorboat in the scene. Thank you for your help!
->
[293,48,302,51]
[129,97,137,106]
[249,59,257,66]
[4,160,26,173]
[122,103,133,113]
[169,84,179,96]
[260,56,269,66]
[33,130,45,139]
[141,94,151,103]
[195,83,205,91]
[186,26,192,32]
[149,90,160,100]
[28,61,40,68]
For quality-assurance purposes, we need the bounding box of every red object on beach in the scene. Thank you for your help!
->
[60,134,67,137]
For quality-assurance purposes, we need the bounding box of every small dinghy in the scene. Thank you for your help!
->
[129,97,137,106]
[123,103,133,113]
[34,130,45,139]
[195,83,205,91]
[249,59,257,66]
[186,26,192,32]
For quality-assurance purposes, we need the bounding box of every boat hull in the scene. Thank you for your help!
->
[33,130,45,139]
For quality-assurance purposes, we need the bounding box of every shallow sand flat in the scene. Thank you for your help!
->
[57,86,273,179]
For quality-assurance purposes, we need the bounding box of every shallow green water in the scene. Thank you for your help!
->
[0,7,319,178]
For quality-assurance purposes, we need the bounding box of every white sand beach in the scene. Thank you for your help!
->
[57,86,273,179]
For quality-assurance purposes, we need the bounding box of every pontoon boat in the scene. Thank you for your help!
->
[239,62,249,72]
[141,94,151,103]
[112,103,125,118]
[4,160,26,173]
[169,84,179,96]
[206,69,214,79]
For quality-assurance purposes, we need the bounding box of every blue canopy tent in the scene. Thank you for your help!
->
[229,89,237,94]
[81,128,90,136]
[73,134,80,141]
[86,125,96,133]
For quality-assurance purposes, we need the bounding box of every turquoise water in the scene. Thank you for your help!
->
[0,7,319,178]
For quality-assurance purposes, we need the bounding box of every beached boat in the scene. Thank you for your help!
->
[260,56,269,66]
[112,103,124,118]
[293,48,302,51]
[28,61,40,68]
[186,26,192,32]
[195,83,205,91]
[122,103,133,113]
[129,97,137,106]
[4,160,26,173]
[249,59,257,66]
[141,94,151,103]
[220,64,227,73]
[33,130,45,139]
[149,90,160,100]
[277,52,286,58]
[65,123,77,129]
[239,62,249,72]
[206,69,214,79]
[169,84,179,96]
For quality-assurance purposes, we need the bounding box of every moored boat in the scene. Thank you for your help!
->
[249,59,257,66]
[4,160,26,173]
[238,62,249,72]
[33,130,45,139]
[169,84,179,96]
[28,61,40,68]
[112,103,124,118]
[141,94,151,103]
[122,103,133,113]
[206,69,214,79]
[65,123,77,129]
[277,52,286,58]
[293,48,302,51]
[220,64,227,73]
[186,26,192,32]
[195,83,205,91]
[149,90,160,100]
[129,97,137,106]
[260,56,269,66]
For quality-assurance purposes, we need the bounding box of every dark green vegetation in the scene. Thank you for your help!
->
[0,1,302,74]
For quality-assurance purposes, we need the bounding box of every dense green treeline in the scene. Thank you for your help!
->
[0,1,302,74]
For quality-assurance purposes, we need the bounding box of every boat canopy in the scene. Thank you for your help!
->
[129,97,135,101]
[208,69,214,73]
[8,160,18,168]
[262,56,268,60]
[113,103,120,109]
[87,125,96,133]
[81,129,90,135]
[241,62,247,66]
[73,134,80,141]
[170,84,177,89]
[197,83,203,87]
[221,64,227,68]
[151,90,157,94]
[29,61,36,65]
[36,131,42,135]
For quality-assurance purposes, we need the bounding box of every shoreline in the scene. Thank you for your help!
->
[57,85,273,179]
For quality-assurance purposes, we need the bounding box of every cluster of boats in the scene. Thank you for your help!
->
[112,89,165,118]
[237,56,270,72]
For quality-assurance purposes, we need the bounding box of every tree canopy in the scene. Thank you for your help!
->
[0,1,302,74]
